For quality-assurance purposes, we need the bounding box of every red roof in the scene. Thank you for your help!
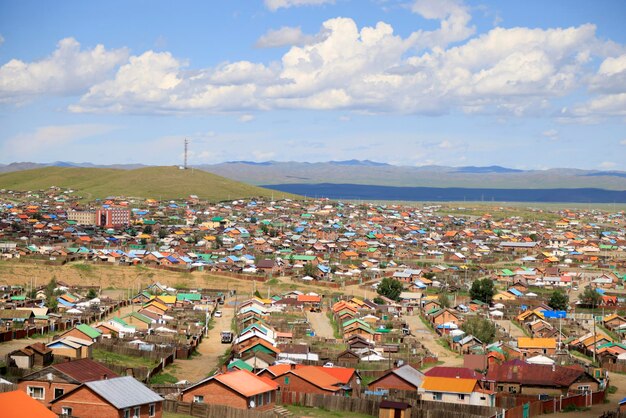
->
[486,360,585,387]
[424,366,484,379]
[0,390,57,418]
[297,295,322,303]
[214,369,278,397]
[53,358,119,382]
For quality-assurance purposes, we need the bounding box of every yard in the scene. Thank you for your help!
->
[92,348,158,369]
[285,405,375,418]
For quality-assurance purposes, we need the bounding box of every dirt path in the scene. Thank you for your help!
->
[403,314,464,368]
[169,304,235,383]
[306,310,335,339]
[495,319,527,339]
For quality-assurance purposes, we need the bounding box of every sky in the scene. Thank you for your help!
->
[1,0,626,170]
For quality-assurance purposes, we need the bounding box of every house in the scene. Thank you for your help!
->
[121,312,154,330]
[268,365,346,396]
[8,347,35,369]
[517,337,557,357]
[18,358,118,407]
[0,390,57,418]
[486,360,599,396]
[419,376,494,406]
[60,324,102,343]
[50,376,163,418]
[47,336,93,359]
[181,369,278,411]
[367,365,424,392]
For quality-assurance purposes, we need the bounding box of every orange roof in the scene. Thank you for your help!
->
[289,366,341,391]
[319,366,355,384]
[517,337,556,349]
[421,377,477,394]
[0,390,57,418]
[297,295,322,303]
[215,369,278,397]
[264,364,292,377]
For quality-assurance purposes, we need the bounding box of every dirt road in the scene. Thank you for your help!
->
[169,305,235,383]
[495,319,527,339]
[306,310,335,339]
[403,314,464,367]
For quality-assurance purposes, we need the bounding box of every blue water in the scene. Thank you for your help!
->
[263,183,626,203]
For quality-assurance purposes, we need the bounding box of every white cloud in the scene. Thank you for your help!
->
[542,129,559,140]
[1,124,116,159]
[410,0,475,48]
[438,140,453,149]
[0,34,4,46]
[621,139,626,145]
[599,161,617,169]
[255,26,317,48]
[264,0,334,12]
[0,38,128,103]
[238,114,255,122]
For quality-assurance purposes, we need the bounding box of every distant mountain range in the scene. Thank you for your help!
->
[2,160,626,191]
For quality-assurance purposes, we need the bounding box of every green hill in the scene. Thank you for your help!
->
[0,166,298,201]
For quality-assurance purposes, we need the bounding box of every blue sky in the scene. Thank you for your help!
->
[1,0,625,170]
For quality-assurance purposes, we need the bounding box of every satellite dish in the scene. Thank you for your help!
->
[47,373,54,381]
[249,400,256,409]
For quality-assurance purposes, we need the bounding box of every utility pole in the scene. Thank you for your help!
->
[184,138,189,170]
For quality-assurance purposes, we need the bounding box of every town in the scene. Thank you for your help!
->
[0,185,624,418]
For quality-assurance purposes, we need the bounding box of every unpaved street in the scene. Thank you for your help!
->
[306,310,335,339]
[169,305,235,382]
[403,314,464,368]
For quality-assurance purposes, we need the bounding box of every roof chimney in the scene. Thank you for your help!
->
[102,374,108,380]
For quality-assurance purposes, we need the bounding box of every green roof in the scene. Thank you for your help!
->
[143,220,157,225]
[76,324,102,339]
[501,269,514,276]
[292,255,316,261]
[228,359,253,372]
[66,220,77,225]
[177,293,201,301]
[11,295,26,301]
[122,312,153,324]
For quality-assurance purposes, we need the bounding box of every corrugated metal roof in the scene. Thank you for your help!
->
[85,376,162,409]
[392,365,424,387]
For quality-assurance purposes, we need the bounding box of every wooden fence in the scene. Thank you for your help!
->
[498,388,606,418]
[163,399,276,418]
[94,340,176,361]
[278,391,497,418]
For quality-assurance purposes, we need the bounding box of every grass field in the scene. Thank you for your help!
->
[0,165,297,201]
[93,348,157,369]
[285,405,375,417]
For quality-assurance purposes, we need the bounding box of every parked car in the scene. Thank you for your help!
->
[214,311,222,317]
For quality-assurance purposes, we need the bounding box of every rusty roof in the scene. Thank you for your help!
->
[53,358,119,382]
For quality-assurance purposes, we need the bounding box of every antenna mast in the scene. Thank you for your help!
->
[184,138,189,169]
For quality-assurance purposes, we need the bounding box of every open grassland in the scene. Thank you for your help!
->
[0,260,344,299]
[0,166,298,201]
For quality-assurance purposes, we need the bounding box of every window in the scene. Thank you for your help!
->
[61,407,72,416]
[458,394,465,401]
[433,393,442,401]
[149,403,156,417]
[284,377,289,385]
[497,385,504,391]
[257,393,263,406]
[193,395,204,403]
[134,406,140,417]
[578,385,590,393]
[54,388,65,399]
[27,386,44,400]
[266,391,271,404]
[123,409,131,418]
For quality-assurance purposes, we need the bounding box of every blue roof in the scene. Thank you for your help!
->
[508,288,524,297]
[233,244,244,250]
[166,255,179,263]
[596,288,606,295]
[318,265,330,273]
[620,397,626,405]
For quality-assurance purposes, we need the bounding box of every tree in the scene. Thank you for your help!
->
[87,288,98,299]
[143,225,153,235]
[470,278,495,304]
[303,263,316,278]
[579,286,602,308]
[254,290,262,298]
[438,292,451,308]
[461,316,496,345]
[373,296,385,305]
[423,272,436,280]
[548,290,569,311]
[158,229,167,239]
[377,278,403,301]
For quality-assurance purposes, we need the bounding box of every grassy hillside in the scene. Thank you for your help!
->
[0,166,297,201]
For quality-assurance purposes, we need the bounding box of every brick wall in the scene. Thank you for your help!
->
[18,380,78,407]
[181,380,275,411]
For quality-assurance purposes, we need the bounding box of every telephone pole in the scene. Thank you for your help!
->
[184,138,189,169]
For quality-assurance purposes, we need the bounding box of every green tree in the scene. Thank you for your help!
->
[438,292,451,308]
[254,290,262,298]
[158,229,167,239]
[377,278,403,301]
[373,296,385,305]
[143,225,153,234]
[461,316,496,344]
[470,278,495,304]
[423,272,436,280]
[87,288,98,299]
[579,286,602,308]
[303,263,316,278]
[548,290,569,311]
